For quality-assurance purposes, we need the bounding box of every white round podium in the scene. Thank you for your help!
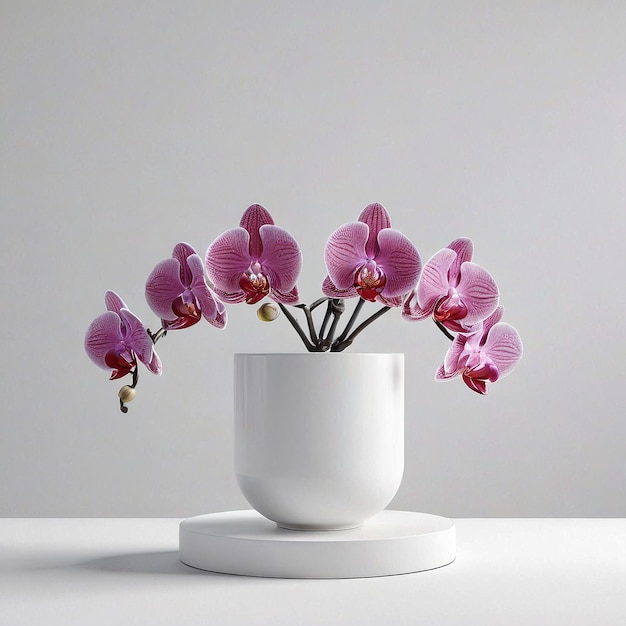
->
[179,510,455,579]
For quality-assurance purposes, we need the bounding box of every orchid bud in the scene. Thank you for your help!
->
[257,302,280,322]
[118,385,136,403]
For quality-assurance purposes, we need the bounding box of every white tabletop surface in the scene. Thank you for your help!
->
[1,517,624,625]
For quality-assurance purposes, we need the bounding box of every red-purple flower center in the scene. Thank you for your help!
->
[104,345,136,380]
[461,359,499,395]
[434,288,468,323]
[239,263,270,304]
[354,261,386,302]
[167,293,202,329]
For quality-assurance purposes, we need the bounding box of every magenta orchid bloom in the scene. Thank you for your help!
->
[435,306,523,395]
[205,204,302,305]
[145,242,227,330]
[84,291,162,380]
[322,203,421,306]
[403,238,499,332]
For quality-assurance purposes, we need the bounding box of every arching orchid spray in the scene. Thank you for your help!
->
[85,203,523,412]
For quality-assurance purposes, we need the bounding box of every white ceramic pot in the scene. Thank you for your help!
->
[234,353,404,530]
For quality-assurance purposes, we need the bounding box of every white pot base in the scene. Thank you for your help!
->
[179,510,456,579]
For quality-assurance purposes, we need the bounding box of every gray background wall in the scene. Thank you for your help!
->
[1,0,624,517]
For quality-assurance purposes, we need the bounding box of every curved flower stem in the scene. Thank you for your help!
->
[331,305,391,352]
[309,297,330,312]
[148,327,167,343]
[278,303,316,351]
[334,298,365,346]
[321,299,345,349]
[435,321,455,342]
[119,367,140,413]
[295,304,319,345]
[121,327,167,413]
[318,299,333,343]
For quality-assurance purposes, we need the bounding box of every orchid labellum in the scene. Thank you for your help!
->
[435,306,523,394]
[205,204,302,305]
[403,238,499,332]
[84,291,162,380]
[322,203,421,306]
[145,242,226,330]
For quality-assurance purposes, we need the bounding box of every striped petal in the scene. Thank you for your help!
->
[447,238,473,285]
[358,203,392,258]
[482,322,523,378]
[321,275,359,299]
[456,262,500,325]
[374,229,421,298]
[187,254,227,328]
[416,248,456,313]
[85,311,124,370]
[257,225,302,293]
[324,222,368,290]
[205,228,252,295]
[171,242,197,287]
[119,308,156,370]
[240,204,274,260]
[145,258,186,321]
[402,289,432,321]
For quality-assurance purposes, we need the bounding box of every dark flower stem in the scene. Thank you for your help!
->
[435,321,455,342]
[120,327,167,413]
[309,297,330,311]
[295,304,319,345]
[318,299,333,342]
[333,298,365,346]
[331,305,391,352]
[321,299,345,349]
[278,303,316,351]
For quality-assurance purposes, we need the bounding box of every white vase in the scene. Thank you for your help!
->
[234,353,404,530]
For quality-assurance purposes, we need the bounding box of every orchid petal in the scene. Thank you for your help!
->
[187,254,227,328]
[374,229,421,298]
[146,350,163,375]
[257,225,302,292]
[447,238,473,284]
[480,305,504,342]
[240,204,274,260]
[416,248,457,314]
[456,262,500,324]
[271,285,300,304]
[463,375,488,395]
[205,227,252,294]
[435,362,459,381]
[376,294,403,307]
[402,289,432,321]
[358,203,391,258]
[85,311,124,369]
[324,222,368,290]
[321,275,359,299]
[444,334,469,375]
[212,287,248,304]
[104,290,126,315]
[145,258,186,321]
[171,242,197,287]
[482,322,523,378]
[119,308,154,368]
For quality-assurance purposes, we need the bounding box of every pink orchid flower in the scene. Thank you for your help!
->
[145,242,227,330]
[205,204,302,305]
[84,291,162,380]
[322,203,421,306]
[403,238,499,332]
[435,306,523,394]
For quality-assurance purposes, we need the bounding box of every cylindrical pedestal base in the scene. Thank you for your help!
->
[179,510,455,579]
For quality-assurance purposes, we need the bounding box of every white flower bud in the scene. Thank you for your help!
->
[257,302,280,322]
[118,385,136,403]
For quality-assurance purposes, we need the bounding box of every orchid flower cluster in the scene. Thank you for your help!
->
[85,203,523,411]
